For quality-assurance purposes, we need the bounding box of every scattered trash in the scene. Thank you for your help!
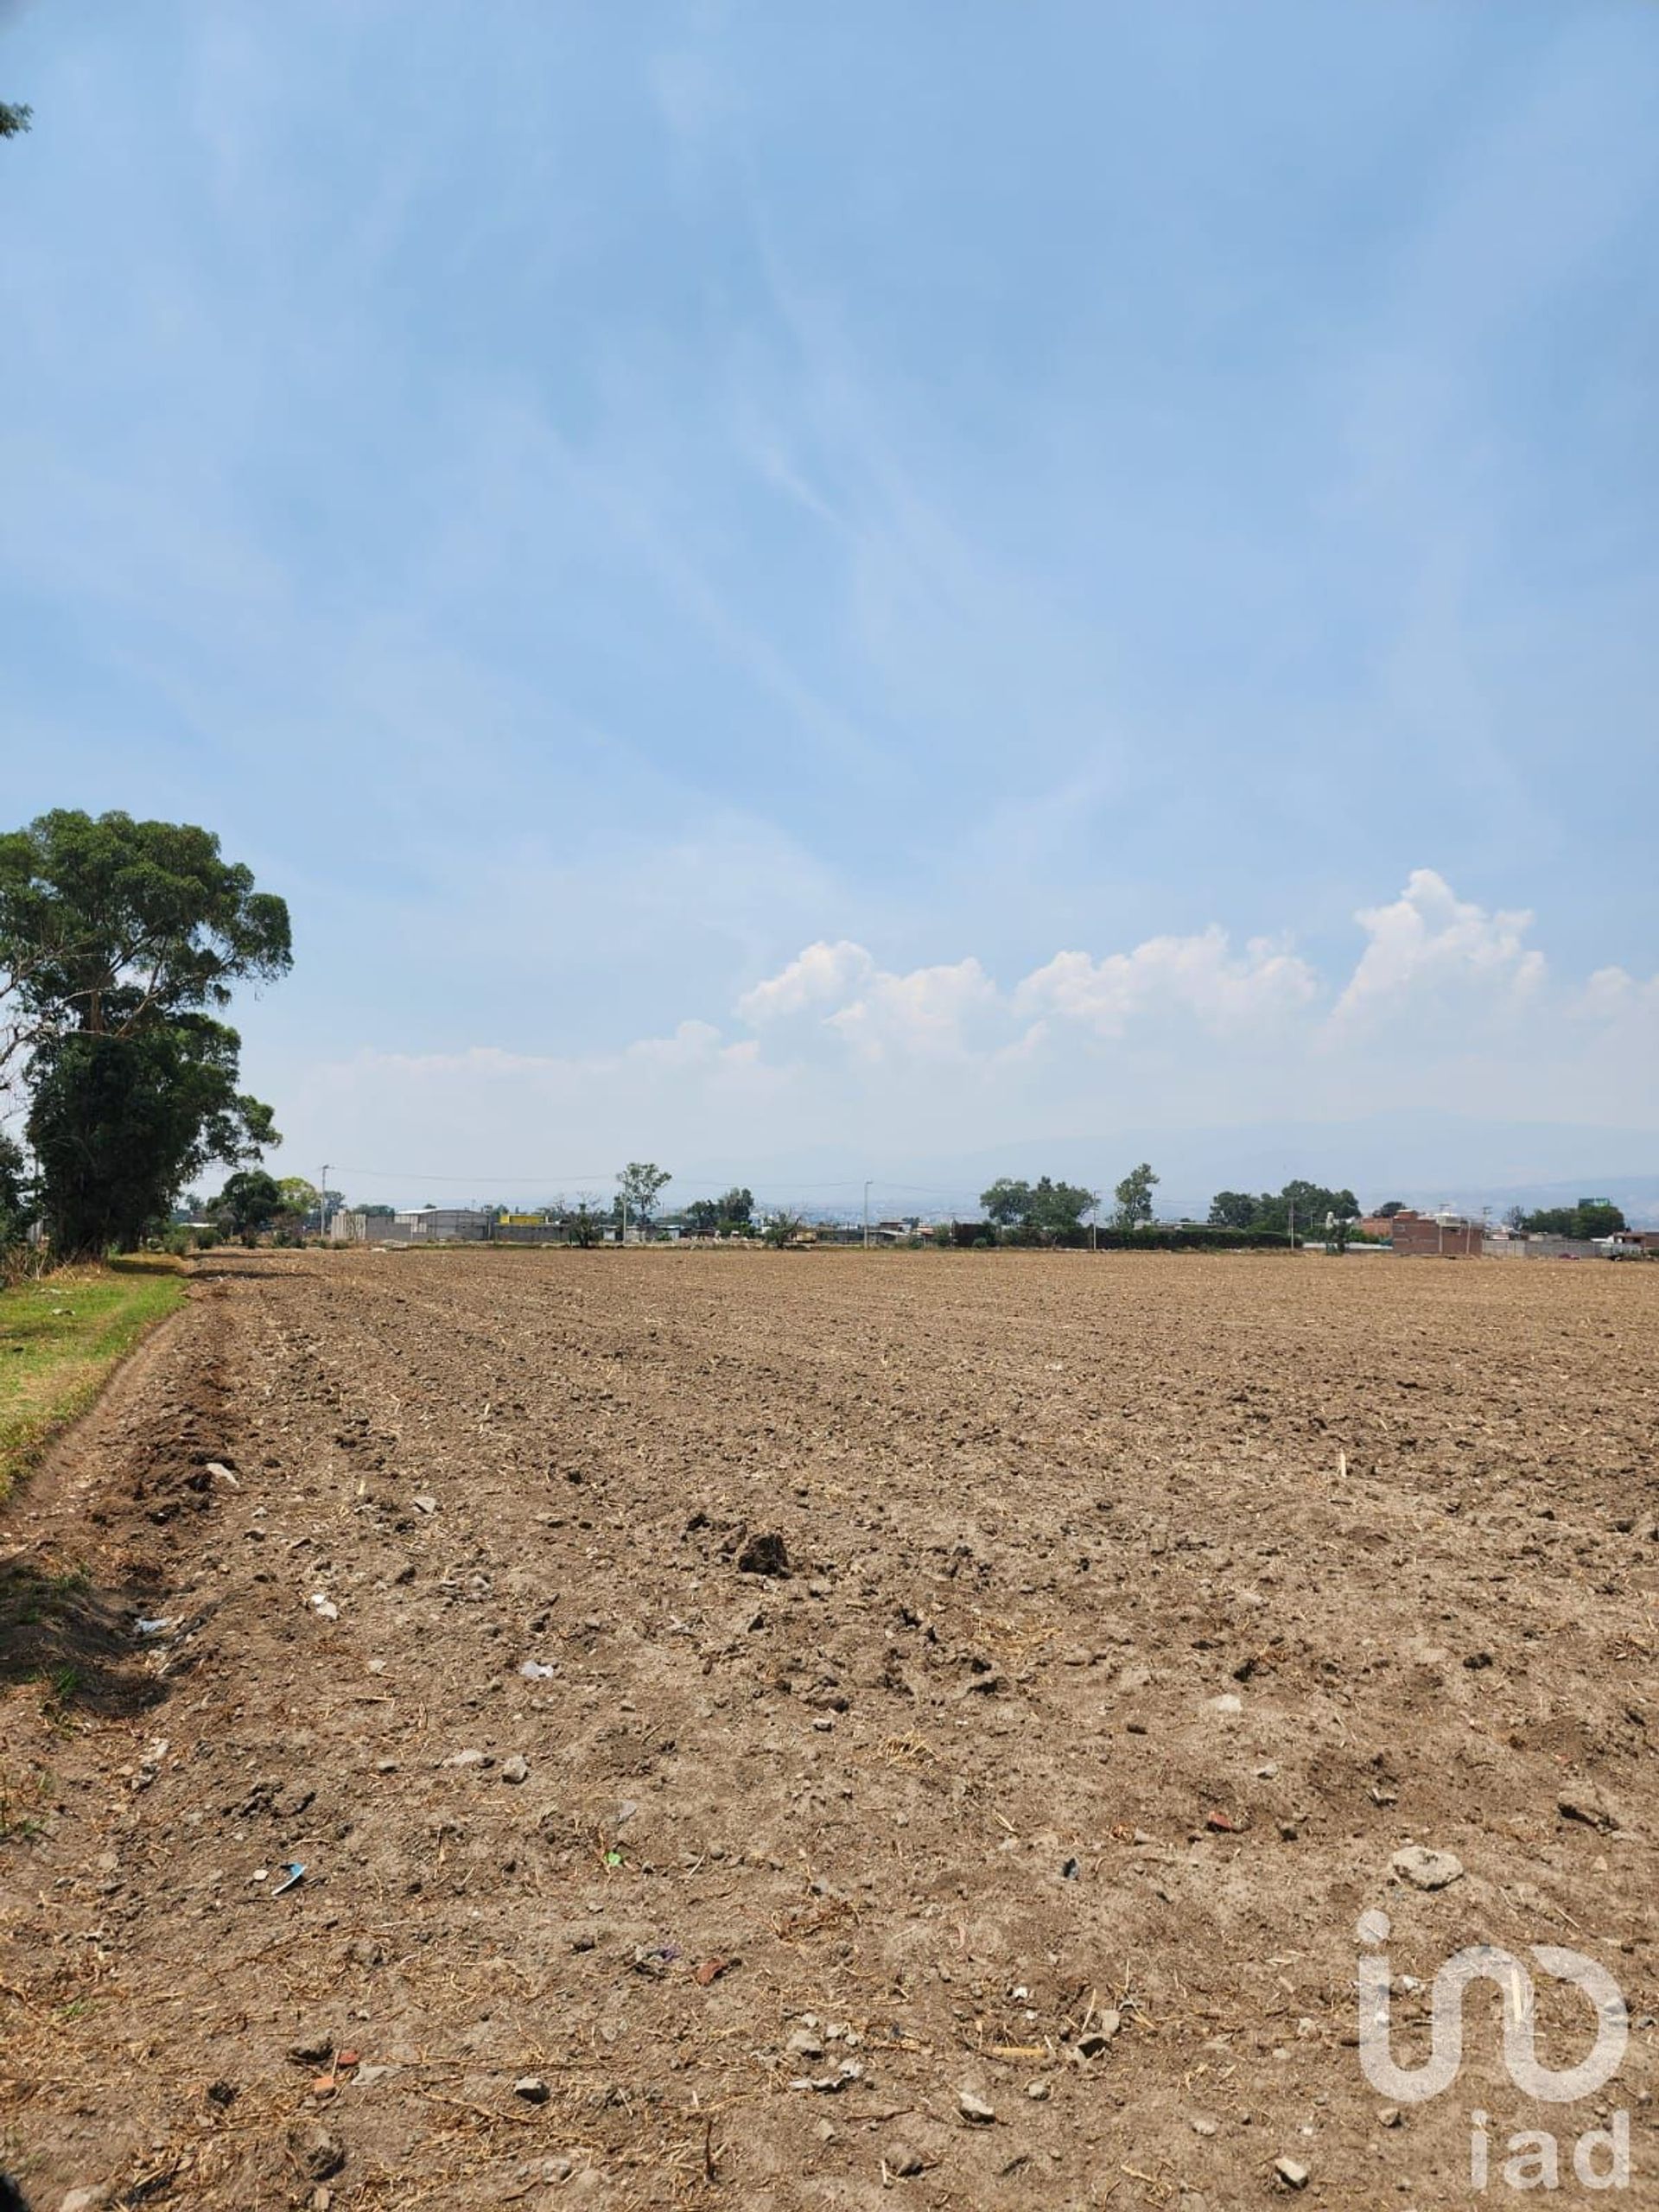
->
[412,1495,437,1515]
[518,1660,555,1679]
[791,2060,862,2093]
[694,1955,735,1986]
[134,1617,177,1638]
[309,1593,340,1622]
[1205,1809,1243,1834]
[272,1861,306,1897]
[1274,2155,1311,2189]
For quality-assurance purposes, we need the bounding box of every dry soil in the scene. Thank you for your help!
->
[2,1248,1656,2210]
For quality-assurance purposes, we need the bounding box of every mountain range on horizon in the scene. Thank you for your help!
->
[372,1110,1659,1226]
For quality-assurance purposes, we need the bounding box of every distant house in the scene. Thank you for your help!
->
[1517,1235,1601,1261]
[1389,1209,1482,1258]
[394,1207,493,1242]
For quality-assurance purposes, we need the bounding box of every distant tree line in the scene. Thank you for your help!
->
[1207,1179,1359,1237]
[1505,1197,1627,1239]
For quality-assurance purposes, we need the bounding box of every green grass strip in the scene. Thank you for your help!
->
[0,1258,187,1506]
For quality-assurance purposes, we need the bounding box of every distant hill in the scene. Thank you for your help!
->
[661,1113,1659,1225]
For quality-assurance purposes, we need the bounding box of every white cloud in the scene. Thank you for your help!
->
[1333,868,1546,1024]
[1578,965,1659,1027]
[736,939,875,1022]
[271,870,1659,1185]
[826,957,1001,1059]
[1017,928,1319,1038]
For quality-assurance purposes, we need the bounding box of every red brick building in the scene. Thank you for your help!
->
[1388,1210,1483,1258]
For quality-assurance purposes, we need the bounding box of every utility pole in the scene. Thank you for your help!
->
[320,1163,330,1244]
[863,1180,872,1250]
[1288,1199,1295,1250]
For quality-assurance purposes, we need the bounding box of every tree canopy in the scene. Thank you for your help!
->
[979,1175,1096,1239]
[212,1169,284,1241]
[1519,1198,1627,1239]
[2,812,291,1256]
[1207,1179,1357,1236]
[617,1161,671,1228]
[0,1131,30,1261]
[1112,1161,1158,1230]
[0,101,31,139]
[684,1185,754,1234]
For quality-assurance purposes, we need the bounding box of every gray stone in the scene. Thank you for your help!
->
[501,1754,530,1785]
[1274,2157,1310,2189]
[513,2075,550,2104]
[958,2089,996,2124]
[1077,2007,1121,2056]
[1390,1845,1464,1891]
[287,2122,346,2181]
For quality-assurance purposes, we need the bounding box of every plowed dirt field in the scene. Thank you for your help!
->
[3,1248,1656,2210]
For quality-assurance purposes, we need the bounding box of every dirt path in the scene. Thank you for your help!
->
[2,1249,1656,2210]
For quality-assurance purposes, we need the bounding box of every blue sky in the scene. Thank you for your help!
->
[3,1,1656,1202]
